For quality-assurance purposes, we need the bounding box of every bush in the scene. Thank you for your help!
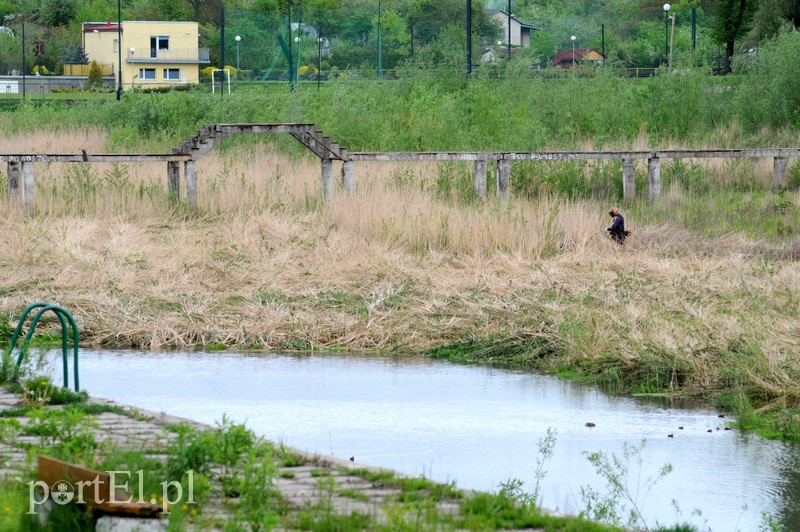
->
[87,60,103,87]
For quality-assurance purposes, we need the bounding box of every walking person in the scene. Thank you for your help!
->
[606,208,629,244]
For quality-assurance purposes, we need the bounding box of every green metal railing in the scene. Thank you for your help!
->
[9,303,79,391]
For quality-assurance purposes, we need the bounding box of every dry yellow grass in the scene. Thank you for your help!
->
[1,130,799,406]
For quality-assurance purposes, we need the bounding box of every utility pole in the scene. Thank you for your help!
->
[117,0,122,100]
[466,0,472,75]
[377,0,382,78]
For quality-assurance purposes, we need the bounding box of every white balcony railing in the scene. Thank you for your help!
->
[127,48,210,63]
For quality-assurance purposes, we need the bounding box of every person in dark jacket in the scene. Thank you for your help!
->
[607,208,629,244]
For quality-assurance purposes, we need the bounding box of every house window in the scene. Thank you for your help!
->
[139,68,156,80]
[113,39,118,53]
[150,36,169,57]
[163,68,180,81]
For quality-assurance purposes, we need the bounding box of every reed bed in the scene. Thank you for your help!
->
[1,130,799,428]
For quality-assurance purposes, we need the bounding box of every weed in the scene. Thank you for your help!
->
[580,439,673,531]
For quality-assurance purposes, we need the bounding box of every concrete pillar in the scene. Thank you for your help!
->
[773,156,788,189]
[474,160,487,199]
[167,161,181,201]
[7,161,20,206]
[622,158,636,199]
[321,158,333,200]
[647,157,661,202]
[496,159,510,202]
[21,161,35,214]
[342,160,355,193]
[184,160,197,209]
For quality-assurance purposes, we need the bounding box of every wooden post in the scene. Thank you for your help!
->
[496,159,510,202]
[22,161,35,214]
[622,158,635,199]
[647,157,661,202]
[184,160,197,209]
[474,160,487,199]
[342,160,355,193]
[321,157,333,200]
[773,156,788,189]
[7,161,20,206]
[167,161,181,201]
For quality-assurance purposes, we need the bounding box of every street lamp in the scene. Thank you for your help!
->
[295,36,300,81]
[570,35,576,68]
[317,36,322,91]
[117,0,122,100]
[235,35,241,71]
[663,3,670,66]
[377,0,382,78]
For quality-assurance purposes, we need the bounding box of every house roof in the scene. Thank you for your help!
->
[553,48,605,64]
[490,9,542,31]
[83,20,120,33]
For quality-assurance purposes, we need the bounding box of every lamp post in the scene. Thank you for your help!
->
[235,35,241,70]
[21,21,25,100]
[507,0,511,59]
[317,35,322,91]
[570,35,576,68]
[117,0,122,100]
[663,3,670,66]
[377,0,382,78]
[295,36,300,81]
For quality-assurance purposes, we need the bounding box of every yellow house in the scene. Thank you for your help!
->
[82,20,209,89]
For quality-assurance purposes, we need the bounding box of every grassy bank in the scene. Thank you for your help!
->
[0,126,798,440]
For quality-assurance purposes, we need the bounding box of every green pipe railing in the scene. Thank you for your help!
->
[9,303,79,391]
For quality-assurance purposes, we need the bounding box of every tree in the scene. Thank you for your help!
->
[87,59,103,87]
[709,0,758,72]
[61,44,88,65]
[41,0,78,27]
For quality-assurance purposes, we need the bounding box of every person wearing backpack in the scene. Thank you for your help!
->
[607,208,629,244]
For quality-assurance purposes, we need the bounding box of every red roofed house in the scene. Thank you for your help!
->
[552,48,605,69]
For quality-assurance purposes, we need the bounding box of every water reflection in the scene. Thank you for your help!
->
[48,349,800,531]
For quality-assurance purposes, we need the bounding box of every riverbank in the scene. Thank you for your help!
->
[0,383,613,530]
[0,133,799,440]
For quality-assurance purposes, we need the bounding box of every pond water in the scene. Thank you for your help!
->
[46,349,800,531]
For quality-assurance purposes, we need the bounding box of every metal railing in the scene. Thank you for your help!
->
[127,48,210,63]
[9,303,80,391]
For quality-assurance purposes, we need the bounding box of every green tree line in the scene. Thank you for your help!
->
[0,0,798,76]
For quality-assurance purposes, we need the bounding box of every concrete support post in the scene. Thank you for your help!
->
[647,157,661,202]
[167,161,181,201]
[496,159,510,202]
[184,160,197,209]
[321,158,333,200]
[622,158,636,199]
[773,156,788,189]
[21,161,35,214]
[7,161,20,206]
[474,160,487,199]
[342,160,355,193]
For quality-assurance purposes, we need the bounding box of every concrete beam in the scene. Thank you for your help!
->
[648,157,661,202]
[167,161,180,201]
[184,160,197,209]
[321,158,333,200]
[496,159,510,202]
[342,161,355,193]
[773,156,788,189]
[622,159,635,199]
[0,154,189,163]
[22,161,35,214]
[474,160,487,199]
[7,160,20,206]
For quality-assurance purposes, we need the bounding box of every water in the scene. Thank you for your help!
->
[46,349,800,531]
